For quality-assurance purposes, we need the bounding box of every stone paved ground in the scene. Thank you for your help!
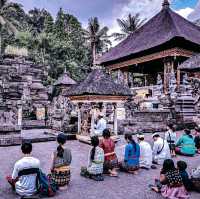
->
[0,133,200,199]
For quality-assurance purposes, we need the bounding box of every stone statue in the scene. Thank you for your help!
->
[183,73,189,85]
[155,74,163,96]
[3,110,16,125]
[169,71,177,98]
[182,73,192,94]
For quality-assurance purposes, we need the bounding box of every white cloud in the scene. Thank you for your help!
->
[109,0,196,47]
[175,7,194,19]
[109,0,166,46]
[188,0,200,21]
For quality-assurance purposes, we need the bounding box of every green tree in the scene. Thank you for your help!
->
[47,9,91,80]
[0,0,21,54]
[84,17,111,66]
[112,13,146,41]
[28,8,53,35]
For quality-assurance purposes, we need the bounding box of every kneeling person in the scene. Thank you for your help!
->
[152,133,171,165]
[7,142,40,197]
[81,136,104,181]
[119,134,140,174]
[100,129,118,177]
[92,113,107,137]
[50,133,72,188]
[137,133,152,169]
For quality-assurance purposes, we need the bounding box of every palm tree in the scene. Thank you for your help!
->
[0,0,19,54]
[112,13,146,41]
[84,17,111,66]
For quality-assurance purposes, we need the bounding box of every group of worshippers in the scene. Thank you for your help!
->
[6,124,200,198]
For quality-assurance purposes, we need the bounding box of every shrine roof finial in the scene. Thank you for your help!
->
[162,0,170,9]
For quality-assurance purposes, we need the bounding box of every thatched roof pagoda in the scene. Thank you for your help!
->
[67,69,132,102]
[98,0,200,67]
[97,0,200,94]
[178,54,200,72]
[67,69,132,141]
[54,71,77,86]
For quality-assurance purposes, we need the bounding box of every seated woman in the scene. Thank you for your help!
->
[81,136,104,181]
[119,134,140,174]
[50,133,72,188]
[100,129,118,177]
[175,129,196,156]
[151,159,189,199]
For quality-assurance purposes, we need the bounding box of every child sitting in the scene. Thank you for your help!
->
[150,159,189,199]
[177,161,193,191]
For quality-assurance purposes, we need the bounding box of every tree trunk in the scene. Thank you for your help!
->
[92,43,96,66]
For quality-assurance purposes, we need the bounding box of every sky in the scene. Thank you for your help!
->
[10,0,200,43]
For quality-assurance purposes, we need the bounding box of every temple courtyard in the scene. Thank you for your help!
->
[0,132,199,199]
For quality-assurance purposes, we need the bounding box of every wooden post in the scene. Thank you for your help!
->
[177,69,181,90]
[90,104,95,135]
[113,103,118,135]
[77,103,82,134]
[164,61,167,94]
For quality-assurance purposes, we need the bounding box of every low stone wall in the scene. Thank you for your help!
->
[118,110,170,134]
[22,120,46,129]
[0,127,22,146]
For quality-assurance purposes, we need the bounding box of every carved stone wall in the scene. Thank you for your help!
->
[0,56,50,129]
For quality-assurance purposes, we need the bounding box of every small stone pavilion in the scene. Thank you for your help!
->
[67,68,132,143]
[49,71,77,132]
[98,0,200,96]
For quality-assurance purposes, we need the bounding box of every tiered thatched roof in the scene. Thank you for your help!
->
[66,69,132,97]
[98,0,200,65]
[54,72,77,86]
[178,54,200,71]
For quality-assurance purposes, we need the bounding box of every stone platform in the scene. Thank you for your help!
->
[0,132,199,199]
[0,126,22,146]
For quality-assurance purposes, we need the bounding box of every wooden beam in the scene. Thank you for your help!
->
[107,48,194,71]
[69,95,129,102]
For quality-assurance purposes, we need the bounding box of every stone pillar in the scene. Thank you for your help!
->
[117,69,123,84]
[113,103,118,135]
[17,102,22,127]
[77,103,82,134]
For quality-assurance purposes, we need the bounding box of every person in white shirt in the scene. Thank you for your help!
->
[7,142,40,197]
[137,134,153,169]
[152,133,171,165]
[92,113,107,136]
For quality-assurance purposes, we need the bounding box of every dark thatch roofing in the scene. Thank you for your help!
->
[54,72,77,86]
[178,54,200,71]
[98,5,200,64]
[66,69,132,96]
